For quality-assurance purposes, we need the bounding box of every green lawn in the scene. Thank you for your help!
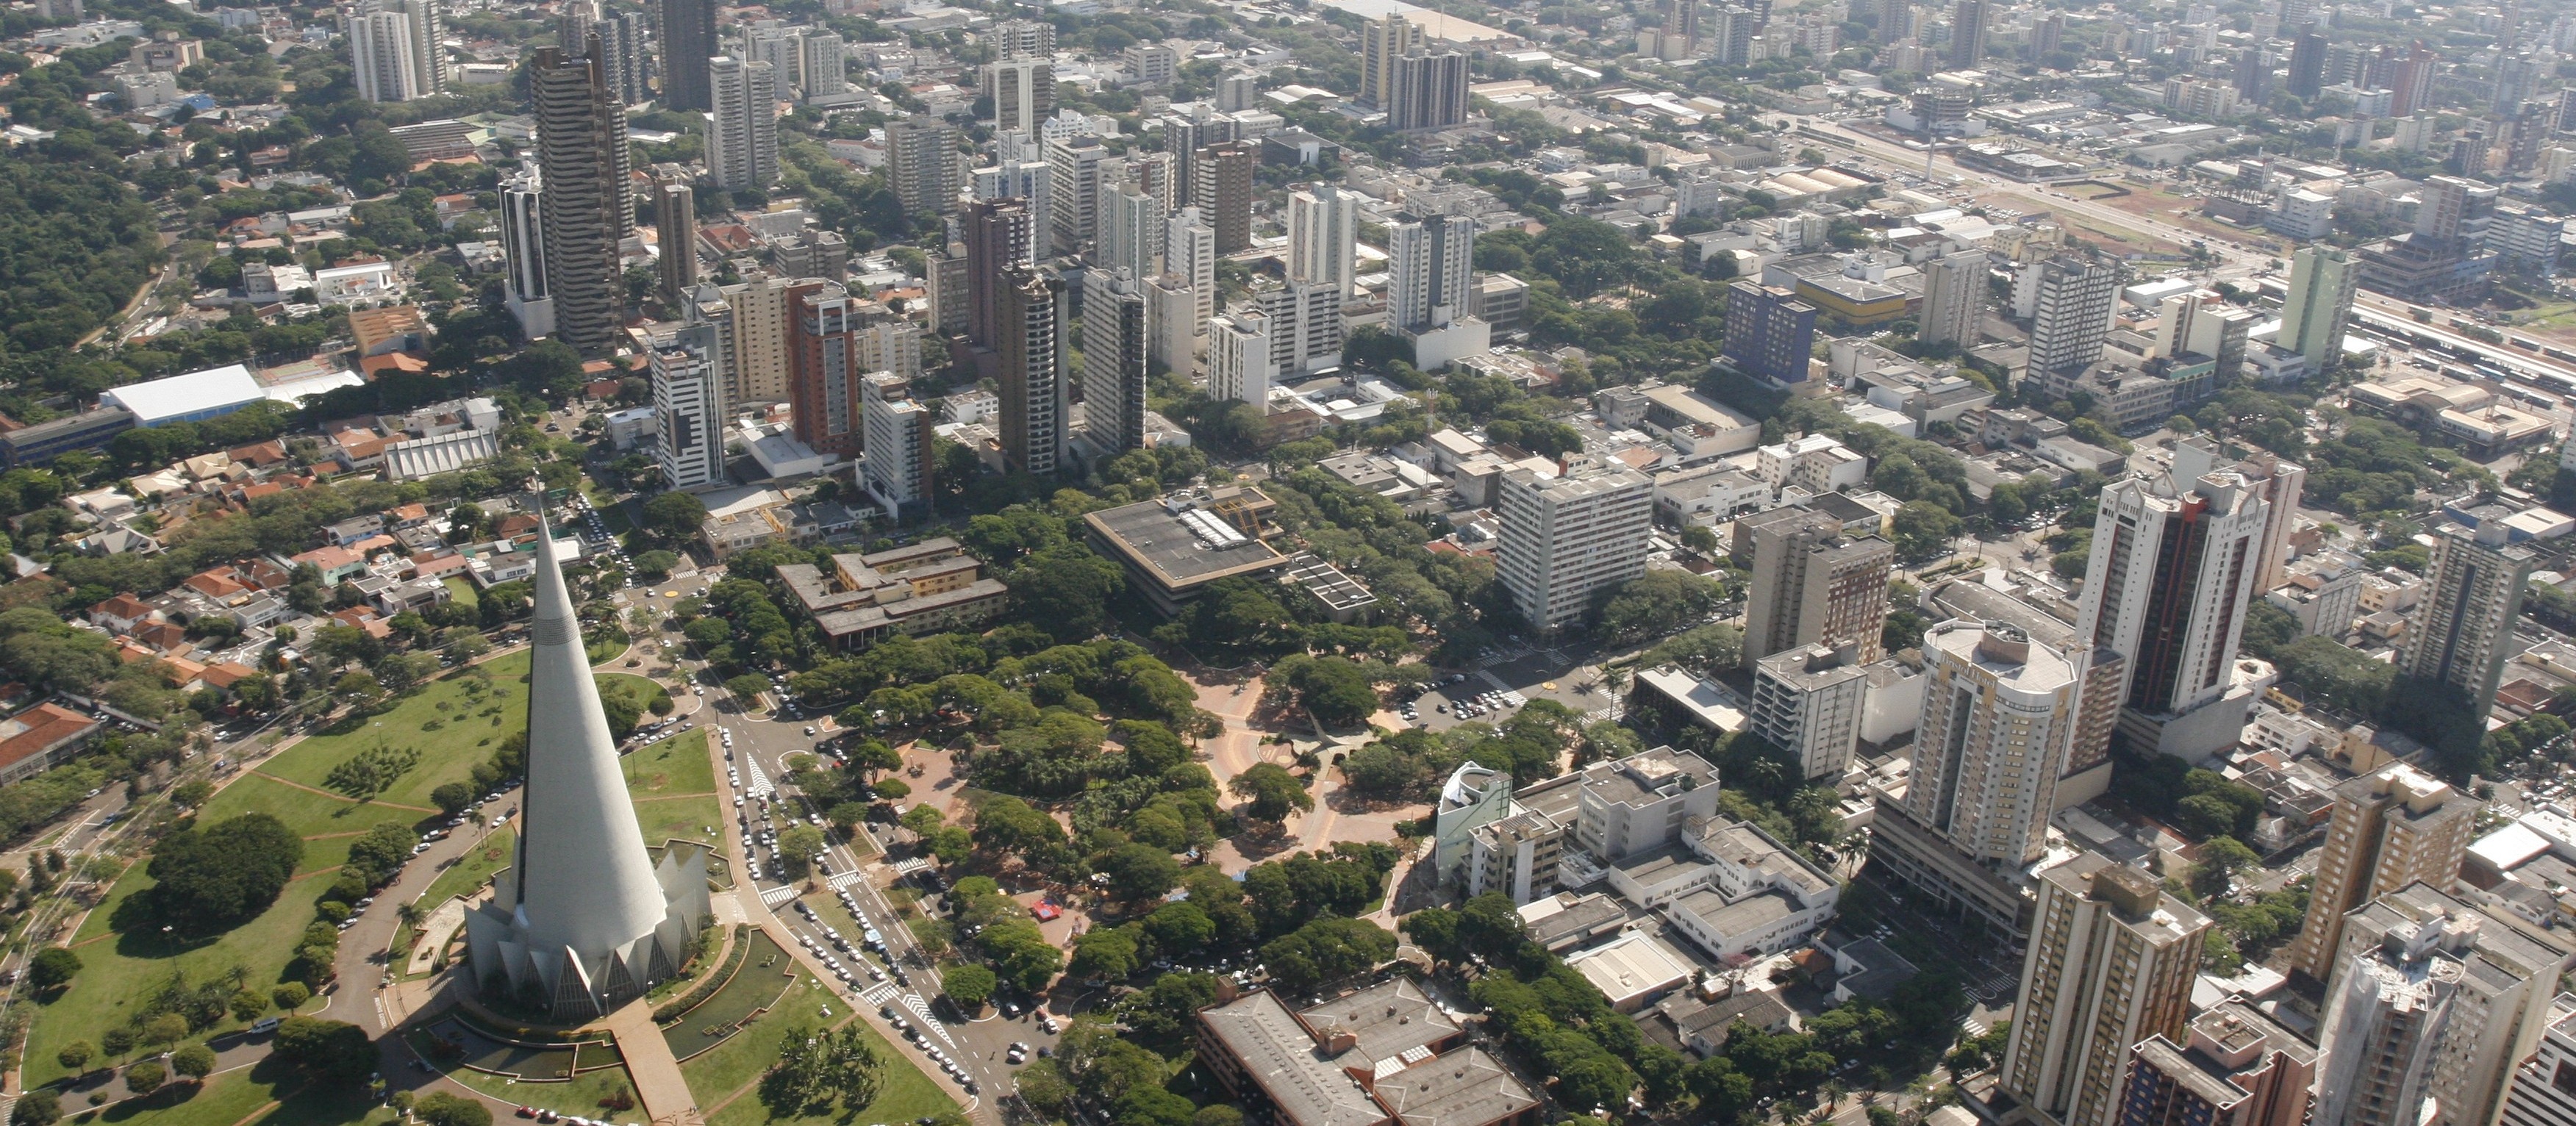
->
[442,578,479,609]
[57,1066,393,1126]
[693,998,956,1126]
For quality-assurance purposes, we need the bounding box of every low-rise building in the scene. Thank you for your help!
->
[1196,980,1540,1126]
[775,538,1010,650]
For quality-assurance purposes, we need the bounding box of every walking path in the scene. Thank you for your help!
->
[601,1000,695,1125]
[240,770,438,813]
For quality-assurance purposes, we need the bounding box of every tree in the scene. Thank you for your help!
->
[138,813,304,936]
[169,779,213,809]
[1289,657,1378,728]
[143,1014,189,1051]
[2192,836,2261,898]
[941,964,997,1009]
[1068,927,1141,980]
[271,982,310,1012]
[54,1041,93,1075]
[124,1060,165,1097]
[10,1091,57,1126]
[776,825,828,878]
[1594,570,1728,642]
[640,492,711,542]
[101,1028,135,1061]
[632,550,679,580]
[26,946,79,991]
[415,1092,493,1126]
[228,989,268,1022]
[726,674,770,702]
[343,822,421,886]
[169,1044,216,1083]
[1098,842,1182,904]
[1144,900,1216,952]
[1259,916,1397,993]
[430,781,476,817]
[1229,763,1313,825]
[271,1018,372,1080]
[1192,1107,1245,1126]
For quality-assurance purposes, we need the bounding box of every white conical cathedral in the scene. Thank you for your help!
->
[465,514,711,1021]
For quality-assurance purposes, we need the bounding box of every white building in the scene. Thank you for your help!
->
[1387,210,1474,331]
[1208,309,1273,406]
[651,323,726,491]
[860,372,932,523]
[1256,279,1344,378]
[1903,620,2080,867]
[1287,183,1360,298]
[1750,644,1869,781]
[500,168,553,340]
[1496,459,1652,630]
[2074,469,2272,759]
[706,57,780,192]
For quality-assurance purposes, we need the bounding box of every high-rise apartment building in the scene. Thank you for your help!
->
[1906,620,2080,867]
[964,198,1034,352]
[1165,209,1217,329]
[2328,884,2575,1126]
[2389,40,2436,115]
[1046,132,1112,255]
[721,273,814,405]
[1145,275,1195,377]
[2287,29,2328,98]
[1724,281,1819,386]
[2401,521,2537,724]
[1948,0,1987,66]
[651,323,726,491]
[1359,12,1422,109]
[2500,994,2576,1126]
[2032,10,2062,57]
[1081,270,1148,456]
[1159,110,1236,196]
[1749,644,1868,781]
[788,284,864,457]
[1387,48,1470,132]
[1387,211,1474,331]
[887,117,959,215]
[500,169,553,340]
[971,160,1051,267]
[2172,438,2307,595]
[2289,762,2478,981]
[1192,142,1256,253]
[565,7,643,105]
[798,32,845,101]
[705,57,778,192]
[2002,852,2208,1126]
[2417,174,2501,251]
[2119,1001,2316,1126]
[1743,511,1892,667]
[1875,0,1911,40]
[1287,184,1360,298]
[1496,459,1653,630]
[1098,182,1164,284]
[987,58,1052,135]
[2279,244,2359,367]
[2316,914,2464,1126]
[350,4,435,103]
[997,267,1067,476]
[990,18,1053,60]
[859,372,934,523]
[1254,279,1343,378]
[657,0,716,110]
[1919,251,1986,347]
[1208,310,1272,406]
[529,45,632,355]
[362,0,443,96]
[654,181,698,308]
[856,320,920,385]
[2072,470,2270,756]
[2028,254,2119,374]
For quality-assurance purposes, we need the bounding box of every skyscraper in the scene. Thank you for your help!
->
[1255,279,1343,377]
[1359,12,1422,109]
[651,323,725,491]
[2326,884,2574,1126]
[859,372,934,523]
[887,117,959,215]
[1192,141,1256,253]
[2028,254,2119,374]
[2389,40,2436,115]
[1081,270,1148,456]
[529,45,632,355]
[987,57,1052,135]
[1724,281,1820,386]
[349,7,431,103]
[1387,211,1474,331]
[1749,644,1868,781]
[856,320,920,384]
[1743,511,1893,667]
[1709,6,1760,64]
[2171,439,2305,595]
[1098,182,1164,284]
[2287,29,2328,98]
[722,273,813,406]
[1875,0,1911,40]
[463,516,711,1019]
[1145,274,1195,377]
[990,18,1053,60]
[1208,309,1272,406]
[1495,459,1653,630]
[1919,251,1986,347]
[1045,132,1111,255]
[2278,244,2358,367]
[578,8,646,106]
[360,0,442,97]
[2314,918,2462,1126]
[500,168,553,340]
[1387,48,1470,132]
[705,57,778,192]
[2233,44,2271,104]
[2000,853,2208,1126]
[657,0,716,110]
[1287,183,1360,298]
[654,180,696,307]
[2402,520,2537,724]
[788,284,863,457]
[997,267,1066,476]
[1948,0,1987,66]
[2288,762,2478,982]
[963,198,1034,351]
[1164,208,1217,329]
[2032,10,2063,57]
[972,159,1051,265]
[2072,470,2270,753]
[2119,1001,2316,1126]
[1905,621,2080,867]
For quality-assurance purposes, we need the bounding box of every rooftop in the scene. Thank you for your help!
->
[1293,978,1461,1065]
[1083,488,1288,592]
[1365,1046,1540,1126]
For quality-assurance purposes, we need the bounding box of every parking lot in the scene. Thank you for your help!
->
[1403,646,1624,732]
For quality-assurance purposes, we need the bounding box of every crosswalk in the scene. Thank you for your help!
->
[759,883,798,907]
[860,981,898,1006]
[744,755,775,799]
[890,858,929,875]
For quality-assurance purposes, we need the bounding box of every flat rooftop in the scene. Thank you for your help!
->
[1367,1046,1540,1126]
[1295,978,1461,1066]
[1084,491,1288,593]
[1199,991,1387,1126]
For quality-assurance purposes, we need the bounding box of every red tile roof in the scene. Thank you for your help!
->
[0,704,99,775]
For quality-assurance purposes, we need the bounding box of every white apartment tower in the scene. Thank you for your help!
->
[1496,459,1653,630]
[860,372,934,523]
[1208,310,1273,406]
[798,32,846,100]
[987,58,1053,134]
[2001,852,2210,1126]
[705,57,779,192]
[2073,470,2271,758]
[1081,270,1149,455]
[1920,250,1986,347]
[1045,132,1111,255]
[1907,620,2081,867]
[2329,885,2575,1126]
[1287,183,1361,298]
[2500,994,2576,1126]
[351,0,443,102]
[651,323,726,491]
[971,159,1053,265]
[887,117,959,215]
[1387,211,1475,331]
[1098,182,1164,284]
[2028,254,2119,374]
[855,320,920,385]
[1749,643,1869,781]
[500,169,553,340]
[2280,243,2360,367]
[1256,279,1345,379]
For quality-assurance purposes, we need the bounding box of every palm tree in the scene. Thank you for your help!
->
[396,901,426,928]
